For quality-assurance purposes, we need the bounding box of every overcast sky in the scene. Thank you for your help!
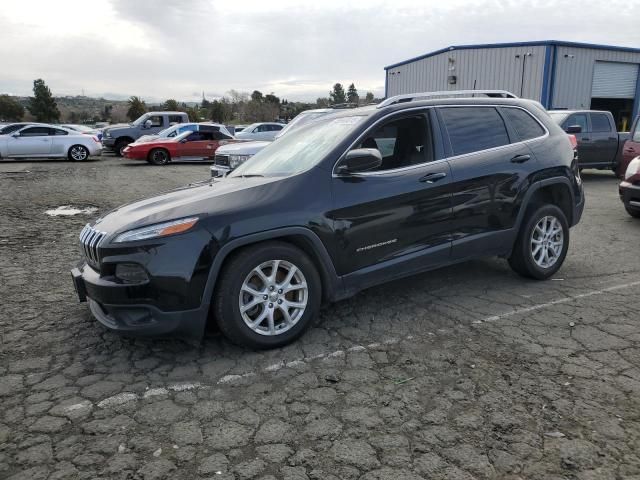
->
[2,0,639,102]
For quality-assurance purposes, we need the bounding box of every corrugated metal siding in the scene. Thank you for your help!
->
[591,61,639,98]
[551,46,640,108]
[386,45,546,100]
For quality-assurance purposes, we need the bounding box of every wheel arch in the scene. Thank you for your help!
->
[202,227,342,309]
[516,177,575,230]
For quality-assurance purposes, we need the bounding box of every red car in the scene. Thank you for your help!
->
[123,128,237,165]
[618,115,640,177]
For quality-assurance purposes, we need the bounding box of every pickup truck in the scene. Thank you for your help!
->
[548,110,629,172]
[102,111,189,156]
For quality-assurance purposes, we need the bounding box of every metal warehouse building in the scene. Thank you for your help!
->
[384,41,640,131]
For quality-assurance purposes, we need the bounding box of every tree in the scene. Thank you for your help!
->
[364,91,375,104]
[163,99,180,111]
[209,100,226,123]
[316,97,330,108]
[27,79,60,122]
[329,83,346,104]
[0,95,24,121]
[251,90,264,102]
[127,96,146,121]
[347,83,359,105]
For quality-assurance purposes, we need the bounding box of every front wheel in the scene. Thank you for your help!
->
[68,145,89,161]
[213,241,322,349]
[508,204,569,280]
[148,148,171,165]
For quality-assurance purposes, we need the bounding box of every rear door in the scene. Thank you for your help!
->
[7,126,53,156]
[438,105,542,260]
[589,112,618,166]
[329,109,453,281]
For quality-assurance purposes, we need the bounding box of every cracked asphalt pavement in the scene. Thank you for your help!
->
[1,157,640,480]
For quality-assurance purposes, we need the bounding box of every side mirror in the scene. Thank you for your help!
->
[144,119,152,129]
[337,148,382,174]
[566,125,582,134]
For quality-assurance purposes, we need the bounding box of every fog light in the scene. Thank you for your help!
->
[115,263,149,283]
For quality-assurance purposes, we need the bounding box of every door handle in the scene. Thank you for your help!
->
[510,154,531,164]
[419,172,447,183]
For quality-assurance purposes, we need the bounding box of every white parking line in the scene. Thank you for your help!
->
[473,280,640,325]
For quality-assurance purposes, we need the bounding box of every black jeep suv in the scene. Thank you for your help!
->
[71,90,584,349]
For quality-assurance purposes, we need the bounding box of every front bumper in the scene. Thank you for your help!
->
[620,181,640,211]
[102,137,116,150]
[71,263,208,341]
[123,147,146,160]
[210,165,231,178]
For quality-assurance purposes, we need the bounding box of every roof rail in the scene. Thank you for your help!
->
[377,90,519,109]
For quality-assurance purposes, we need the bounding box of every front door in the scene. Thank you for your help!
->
[563,113,594,165]
[176,132,218,160]
[437,105,539,259]
[7,126,53,156]
[329,111,452,284]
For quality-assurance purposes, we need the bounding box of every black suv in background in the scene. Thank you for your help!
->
[72,90,584,349]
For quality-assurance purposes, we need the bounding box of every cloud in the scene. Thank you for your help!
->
[1,0,639,102]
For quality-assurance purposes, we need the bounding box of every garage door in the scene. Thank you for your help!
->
[591,61,639,98]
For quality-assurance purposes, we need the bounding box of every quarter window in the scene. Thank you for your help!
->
[168,115,184,124]
[501,108,545,141]
[565,113,589,133]
[52,128,68,136]
[440,107,510,156]
[355,114,433,170]
[590,113,612,133]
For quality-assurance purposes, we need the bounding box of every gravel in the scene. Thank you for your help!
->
[2,156,640,479]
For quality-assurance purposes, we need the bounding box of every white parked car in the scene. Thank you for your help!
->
[234,122,284,141]
[61,124,104,141]
[211,109,336,176]
[0,124,102,161]
[134,122,233,144]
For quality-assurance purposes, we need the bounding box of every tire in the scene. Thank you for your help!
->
[68,145,89,162]
[214,241,322,349]
[508,204,569,280]
[625,204,640,218]
[148,148,171,165]
[115,139,130,157]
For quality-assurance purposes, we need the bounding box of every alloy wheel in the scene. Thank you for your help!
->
[239,259,308,336]
[530,215,564,268]
[70,146,88,161]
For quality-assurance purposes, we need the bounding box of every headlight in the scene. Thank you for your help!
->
[229,154,252,168]
[625,157,640,180]
[113,217,199,243]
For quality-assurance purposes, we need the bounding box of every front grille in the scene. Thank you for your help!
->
[79,224,106,267]
[214,154,229,166]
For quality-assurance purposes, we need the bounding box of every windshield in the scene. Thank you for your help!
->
[229,115,365,178]
[276,111,329,138]
[132,114,148,126]
[548,112,569,124]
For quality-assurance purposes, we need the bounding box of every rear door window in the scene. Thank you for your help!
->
[168,115,184,124]
[439,107,510,156]
[501,107,545,141]
[149,116,163,127]
[590,113,612,133]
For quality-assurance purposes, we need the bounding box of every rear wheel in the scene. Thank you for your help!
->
[148,148,171,165]
[68,145,89,161]
[214,242,321,349]
[508,204,569,280]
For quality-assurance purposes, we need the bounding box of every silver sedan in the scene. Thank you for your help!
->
[0,124,102,161]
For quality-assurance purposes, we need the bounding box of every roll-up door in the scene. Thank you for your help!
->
[591,61,639,98]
